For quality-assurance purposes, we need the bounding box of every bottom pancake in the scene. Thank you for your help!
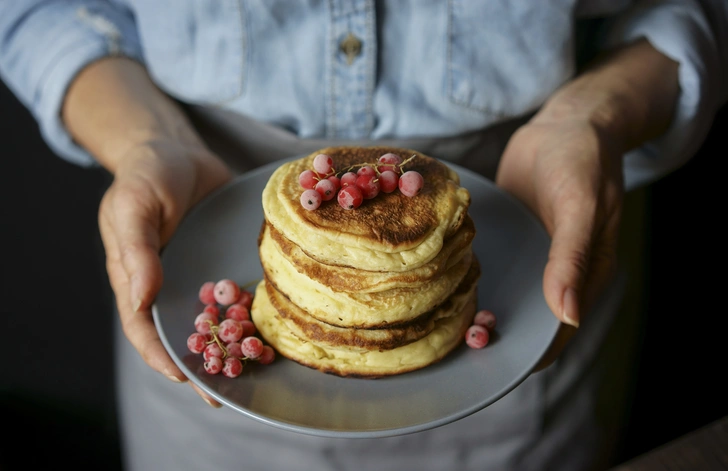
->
[251,281,478,378]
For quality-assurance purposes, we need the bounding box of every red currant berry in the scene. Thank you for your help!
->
[204,356,223,374]
[194,312,218,335]
[198,281,216,305]
[258,345,276,365]
[313,153,334,175]
[378,170,399,193]
[465,325,489,349]
[300,189,322,210]
[226,342,243,358]
[337,185,364,210]
[340,172,357,188]
[355,174,380,199]
[222,357,244,378]
[314,178,337,201]
[187,333,207,354]
[473,309,497,331]
[357,166,376,177]
[237,290,253,309]
[377,153,402,173]
[327,175,341,191]
[203,304,220,317]
[218,318,244,343]
[203,342,225,361]
[398,170,424,197]
[225,303,250,322]
[241,336,264,359]
[240,319,257,338]
[298,169,319,189]
[214,279,241,306]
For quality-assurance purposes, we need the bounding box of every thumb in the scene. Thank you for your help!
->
[542,203,596,328]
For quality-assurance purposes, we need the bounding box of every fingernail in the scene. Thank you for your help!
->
[202,397,219,408]
[562,288,580,328]
[165,374,183,383]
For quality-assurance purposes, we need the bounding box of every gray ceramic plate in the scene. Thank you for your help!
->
[152,158,560,439]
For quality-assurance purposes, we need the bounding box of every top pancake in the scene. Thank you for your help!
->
[262,147,471,272]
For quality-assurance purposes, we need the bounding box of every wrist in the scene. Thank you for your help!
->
[62,56,206,173]
[532,39,679,154]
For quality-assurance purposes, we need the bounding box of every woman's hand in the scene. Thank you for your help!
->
[62,57,233,406]
[98,140,231,400]
[496,116,623,370]
[495,39,679,370]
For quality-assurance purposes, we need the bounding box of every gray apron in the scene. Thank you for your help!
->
[115,106,642,471]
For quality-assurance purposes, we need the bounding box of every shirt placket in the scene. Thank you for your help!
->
[326,0,376,139]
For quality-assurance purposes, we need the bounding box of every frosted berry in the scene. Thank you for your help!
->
[198,281,216,305]
[315,178,337,201]
[214,279,241,306]
[203,304,220,317]
[398,170,424,197]
[377,153,402,173]
[473,309,497,331]
[340,172,357,188]
[241,336,264,359]
[204,356,223,374]
[338,185,364,210]
[327,175,341,191]
[357,166,376,177]
[355,174,380,199]
[258,345,276,365]
[225,303,250,322]
[218,318,244,343]
[187,333,207,354]
[240,319,257,338]
[237,290,254,309]
[194,312,218,335]
[222,357,244,378]
[203,343,225,361]
[465,325,489,349]
[226,342,243,358]
[298,169,319,189]
[300,189,322,210]
[378,170,399,193]
[313,153,334,175]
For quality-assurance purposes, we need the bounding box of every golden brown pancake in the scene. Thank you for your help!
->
[262,147,471,272]
[260,223,474,327]
[251,280,478,378]
[264,256,480,351]
[264,215,475,293]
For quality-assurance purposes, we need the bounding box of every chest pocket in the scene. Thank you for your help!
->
[447,1,576,117]
[134,0,245,105]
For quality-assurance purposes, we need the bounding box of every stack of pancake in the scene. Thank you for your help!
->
[251,146,479,378]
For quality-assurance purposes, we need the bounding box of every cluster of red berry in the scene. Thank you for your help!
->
[186,279,274,378]
[465,309,497,349]
[299,153,425,211]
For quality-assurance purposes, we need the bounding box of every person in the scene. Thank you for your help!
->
[1,1,726,470]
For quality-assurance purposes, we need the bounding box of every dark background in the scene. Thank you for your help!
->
[1,77,726,469]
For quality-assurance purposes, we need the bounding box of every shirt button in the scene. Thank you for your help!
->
[339,32,362,65]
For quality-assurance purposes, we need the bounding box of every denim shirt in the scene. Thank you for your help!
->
[0,0,725,190]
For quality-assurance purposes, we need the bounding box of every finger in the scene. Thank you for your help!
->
[542,197,596,328]
[110,185,165,313]
[535,207,621,371]
[100,194,187,383]
[190,382,222,408]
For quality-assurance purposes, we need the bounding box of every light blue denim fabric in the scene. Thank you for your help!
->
[0,0,725,189]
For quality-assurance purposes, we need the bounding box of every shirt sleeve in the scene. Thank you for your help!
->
[0,1,143,167]
[599,0,728,191]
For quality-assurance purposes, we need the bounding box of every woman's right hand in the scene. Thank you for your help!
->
[98,139,232,406]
